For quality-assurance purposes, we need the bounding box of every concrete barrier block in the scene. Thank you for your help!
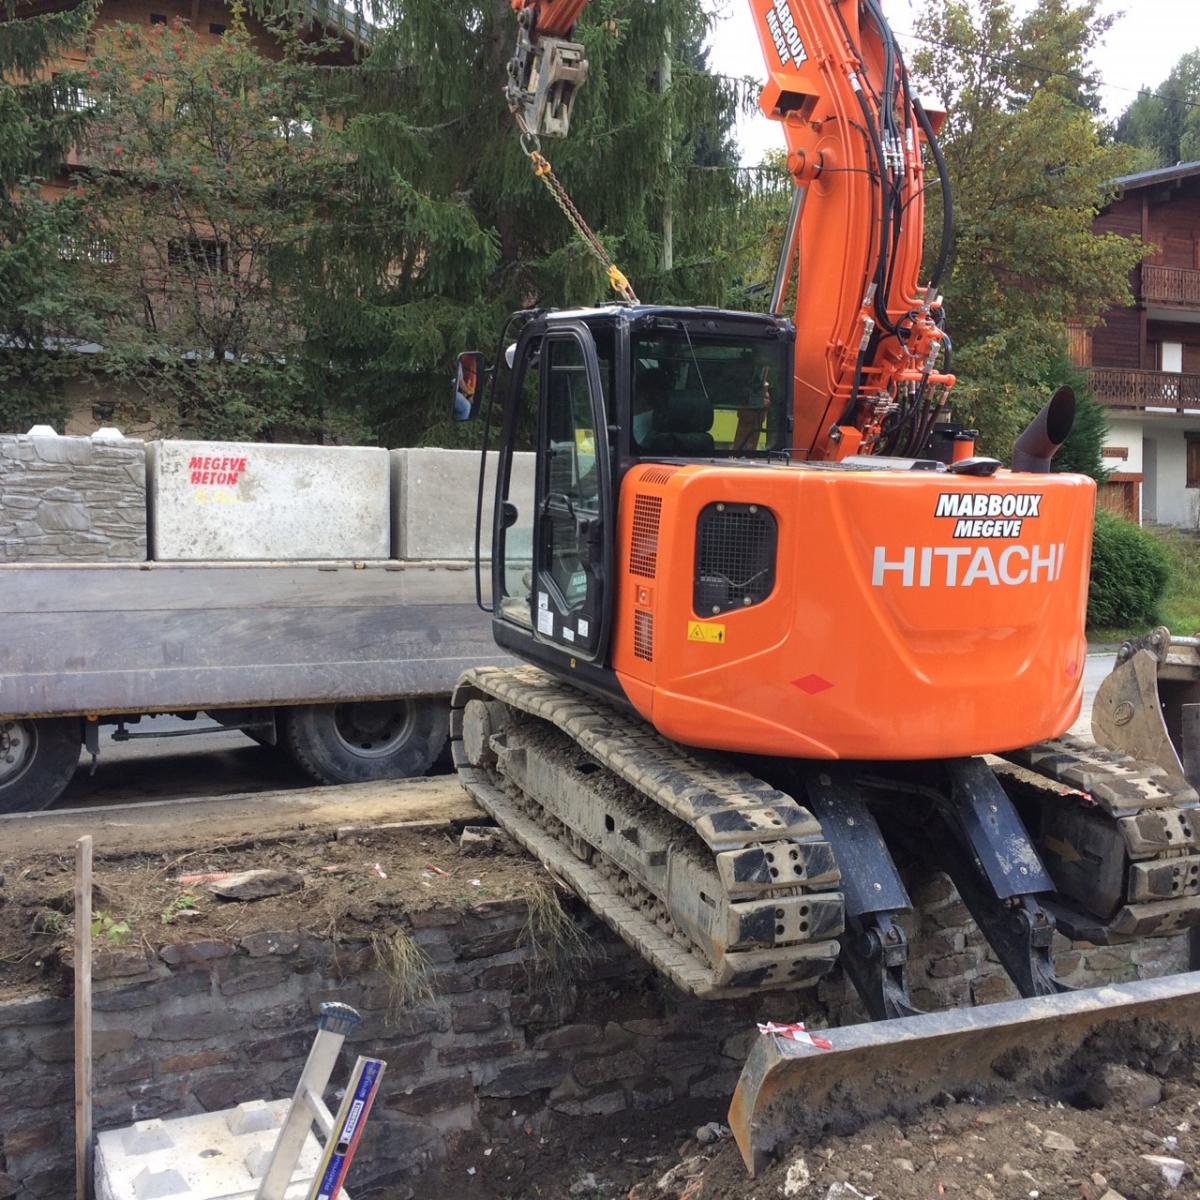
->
[0,433,146,562]
[392,448,535,560]
[148,441,390,561]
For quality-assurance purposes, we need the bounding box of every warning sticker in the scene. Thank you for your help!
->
[687,621,726,645]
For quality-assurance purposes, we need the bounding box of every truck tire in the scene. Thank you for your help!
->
[0,717,82,813]
[281,699,449,785]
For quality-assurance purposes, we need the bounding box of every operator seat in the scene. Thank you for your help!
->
[640,391,715,456]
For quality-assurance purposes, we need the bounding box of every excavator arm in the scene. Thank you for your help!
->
[752,0,955,460]
[505,0,956,462]
[506,0,591,139]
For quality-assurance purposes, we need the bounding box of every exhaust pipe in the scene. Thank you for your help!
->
[1011,386,1075,473]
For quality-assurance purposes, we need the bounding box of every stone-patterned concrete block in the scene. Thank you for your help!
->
[391,448,535,560]
[0,433,146,562]
[148,440,390,561]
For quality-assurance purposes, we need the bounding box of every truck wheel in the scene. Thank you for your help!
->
[0,718,82,813]
[281,700,449,785]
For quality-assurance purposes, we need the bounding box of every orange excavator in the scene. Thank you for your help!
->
[450,0,1200,1173]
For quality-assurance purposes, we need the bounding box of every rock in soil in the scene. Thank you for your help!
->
[1085,1063,1163,1110]
[205,869,304,900]
[460,825,503,854]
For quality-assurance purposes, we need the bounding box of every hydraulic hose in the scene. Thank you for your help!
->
[914,97,953,290]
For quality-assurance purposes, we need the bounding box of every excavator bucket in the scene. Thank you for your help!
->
[1092,626,1200,783]
[729,971,1200,1175]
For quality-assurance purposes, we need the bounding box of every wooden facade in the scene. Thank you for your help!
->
[1087,165,1200,411]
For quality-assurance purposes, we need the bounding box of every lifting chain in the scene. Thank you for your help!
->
[514,116,640,304]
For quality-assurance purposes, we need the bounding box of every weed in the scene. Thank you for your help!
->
[31,909,66,936]
[91,912,131,944]
[369,927,436,1023]
[520,879,593,1002]
[161,892,199,925]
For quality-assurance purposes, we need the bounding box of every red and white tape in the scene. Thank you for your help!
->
[757,1022,833,1051]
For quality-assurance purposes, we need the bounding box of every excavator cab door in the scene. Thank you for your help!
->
[530,322,612,661]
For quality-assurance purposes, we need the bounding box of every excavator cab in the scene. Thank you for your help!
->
[459,304,794,687]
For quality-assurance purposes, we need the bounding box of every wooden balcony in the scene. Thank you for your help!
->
[1142,264,1200,308]
[1091,368,1200,412]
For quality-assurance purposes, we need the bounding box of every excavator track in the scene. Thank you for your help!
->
[450,665,845,999]
[999,736,1200,943]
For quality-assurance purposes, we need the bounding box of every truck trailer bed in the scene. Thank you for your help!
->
[0,559,500,718]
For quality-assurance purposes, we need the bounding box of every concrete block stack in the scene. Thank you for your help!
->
[147,440,391,561]
[0,432,146,562]
[391,447,535,560]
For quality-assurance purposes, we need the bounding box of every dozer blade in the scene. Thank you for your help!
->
[1092,626,1200,784]
[728,970,1200,1176]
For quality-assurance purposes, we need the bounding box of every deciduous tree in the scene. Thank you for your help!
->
[912,0,1146,458]
[0,0,105,430]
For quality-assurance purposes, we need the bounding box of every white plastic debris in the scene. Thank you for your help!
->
[782,1157,811,1196]
[1140,1155,1187,1189]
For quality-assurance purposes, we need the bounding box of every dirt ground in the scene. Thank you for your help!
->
[0,808,535,994]
[413,1044,1200,1200]
[5,786,1200,1200]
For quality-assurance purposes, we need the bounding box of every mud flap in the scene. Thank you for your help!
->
[728,970,1200,1176]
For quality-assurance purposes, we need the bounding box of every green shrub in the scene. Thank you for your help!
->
[1088,509,1171,630]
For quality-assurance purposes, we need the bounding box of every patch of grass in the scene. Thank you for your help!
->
[369,927,436,1022]
[31,909,66,936]
[521,879,593,998]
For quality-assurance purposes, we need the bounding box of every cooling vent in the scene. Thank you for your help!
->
[633,609,654,661]
[694,503,778,616]
[628,494,663,579]
[640,466,679,487]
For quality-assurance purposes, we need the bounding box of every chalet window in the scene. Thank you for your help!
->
[1162,341,1184,373]
[1187,436,1200,489]
[59,236,115,265]
[53,73,95,112]
[149,13,168,23]
[167,237,229,272]
[209,23,226,34]
[1066,323,1092,369]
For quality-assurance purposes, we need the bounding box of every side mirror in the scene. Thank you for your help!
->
[452,351,487,422]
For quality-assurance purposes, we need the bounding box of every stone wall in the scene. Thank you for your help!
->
[0,435,146,562]
[0,881,1189,1200]
[0,899,780,1200]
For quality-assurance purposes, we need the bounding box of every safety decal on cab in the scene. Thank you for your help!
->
[687,621,726,645]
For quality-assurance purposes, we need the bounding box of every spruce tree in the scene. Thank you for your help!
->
[297,0,762,447]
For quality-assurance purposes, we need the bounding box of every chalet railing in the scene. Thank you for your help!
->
[1091,367,1200,412]
[1143,264,1200,307]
